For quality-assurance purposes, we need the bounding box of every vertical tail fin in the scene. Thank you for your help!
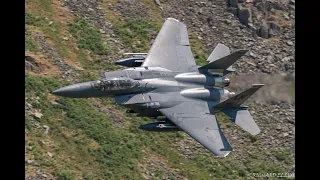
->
[207,43,230,62]
[200,49,248,70]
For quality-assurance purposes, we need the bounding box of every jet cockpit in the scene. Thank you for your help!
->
[91,77,139,91]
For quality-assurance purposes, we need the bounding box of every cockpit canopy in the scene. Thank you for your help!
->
[91,78,139,91]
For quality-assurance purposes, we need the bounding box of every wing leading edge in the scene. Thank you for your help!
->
[142,18,197,72]
[159,101,233,157]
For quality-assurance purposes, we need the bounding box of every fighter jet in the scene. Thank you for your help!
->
[52,18,264,157]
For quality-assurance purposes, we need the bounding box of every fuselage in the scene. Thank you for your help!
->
[52,66,234,116]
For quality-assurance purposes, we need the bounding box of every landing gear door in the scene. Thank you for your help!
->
[115,94,148,105]
[144,93,163,102]
[142,93,152,102]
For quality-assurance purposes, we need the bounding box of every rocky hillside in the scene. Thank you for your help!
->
[25,0,295,179]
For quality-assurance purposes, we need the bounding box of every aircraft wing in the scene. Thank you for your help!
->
[142,18,197,72]
[159,101,233,157]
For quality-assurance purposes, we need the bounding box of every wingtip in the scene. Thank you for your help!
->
[223,151,232,157]
[216,151,232,158]
[249,128,261,136]
[252,131,261,136]
[252,84,265,87]
[217,146,233,158]
[215,43,230,50]
[166,17,180,22]
[238,49,249,53]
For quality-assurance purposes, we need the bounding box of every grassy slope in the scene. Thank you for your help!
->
[25,0,294,179]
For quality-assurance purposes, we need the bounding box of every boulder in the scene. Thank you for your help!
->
[238,5,252,26]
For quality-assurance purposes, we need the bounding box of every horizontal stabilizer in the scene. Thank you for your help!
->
[215,84,264,108]
[222,109,260,135]
[199,50,248,70]
[207,43,230,62]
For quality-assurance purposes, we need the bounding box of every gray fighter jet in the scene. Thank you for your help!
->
[52,18,264,157]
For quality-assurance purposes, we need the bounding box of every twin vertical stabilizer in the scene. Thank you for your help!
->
[199,43,248,74]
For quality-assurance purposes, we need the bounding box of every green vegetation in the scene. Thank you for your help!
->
[25,12,42,26]
[272,148,294,164]
[140,0,163,25]
[25,12,41,52]
[189,32,209,66]
[248,134,259,143]
[82,172,92,180]
[25,36,39,52]
[289,82,295,99]
[69,19,108,55]
[271,10,292,28]
[25,9,70,57]
[34,0,53,12]
[74,50,118,72]
[57,170,76,180]
[26,5,114,71]
[113,19,158,52]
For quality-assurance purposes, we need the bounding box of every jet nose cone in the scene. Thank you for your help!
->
[52,84,82,97]
[52,81,104,98]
